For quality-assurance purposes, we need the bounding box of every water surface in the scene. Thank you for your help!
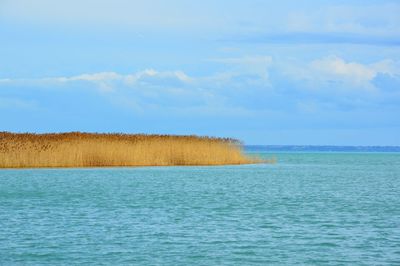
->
[1,152,400,265]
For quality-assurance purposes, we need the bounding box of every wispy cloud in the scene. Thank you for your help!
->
[0,97,37,109]
[1,55,399,115]
[1,69,194,93]
[2,0,399,38]
[285,3,400,35]
[2,55,399,94]
[231,31,400,46]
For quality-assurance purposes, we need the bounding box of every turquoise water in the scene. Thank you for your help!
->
[1,152,400,265]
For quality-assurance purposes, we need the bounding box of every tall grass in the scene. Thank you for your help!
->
[0,132,260,168]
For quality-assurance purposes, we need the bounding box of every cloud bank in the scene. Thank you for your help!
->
[1,55,399,115]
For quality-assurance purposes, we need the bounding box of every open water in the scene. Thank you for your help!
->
[1,150,400,265]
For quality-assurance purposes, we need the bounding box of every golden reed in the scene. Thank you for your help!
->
[0,132,260,168]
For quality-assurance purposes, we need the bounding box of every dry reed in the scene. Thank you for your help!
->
[0,132,260,168]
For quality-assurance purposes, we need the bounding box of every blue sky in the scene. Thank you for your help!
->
[1,0,400,145]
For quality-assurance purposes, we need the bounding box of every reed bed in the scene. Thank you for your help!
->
[0,132,260,168]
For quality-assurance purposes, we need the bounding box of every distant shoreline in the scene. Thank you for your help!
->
[245,145,400,153]
[0,132,261,169]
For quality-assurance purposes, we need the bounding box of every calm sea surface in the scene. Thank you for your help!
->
[1,151,400,265]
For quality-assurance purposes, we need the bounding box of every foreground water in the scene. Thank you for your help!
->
[1,152,400,265]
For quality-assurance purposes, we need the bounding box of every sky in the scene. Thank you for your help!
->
[1,0,400,145]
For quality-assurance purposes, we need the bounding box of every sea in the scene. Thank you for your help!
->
[1,146,399,265]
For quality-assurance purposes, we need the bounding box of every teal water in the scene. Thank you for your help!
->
[1,152,400,265]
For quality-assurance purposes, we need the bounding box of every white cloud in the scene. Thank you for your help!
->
[124,69,193,85]
[311,56,376,86]
[34,69,193,92]
[0,66,273,114]
[207,55,273,84]
[2,56,398,95]
[285,56,400,91]
[1,56,398,115]
[68,72,122,82]
[43,72,122,92]
[370,60,400,76]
